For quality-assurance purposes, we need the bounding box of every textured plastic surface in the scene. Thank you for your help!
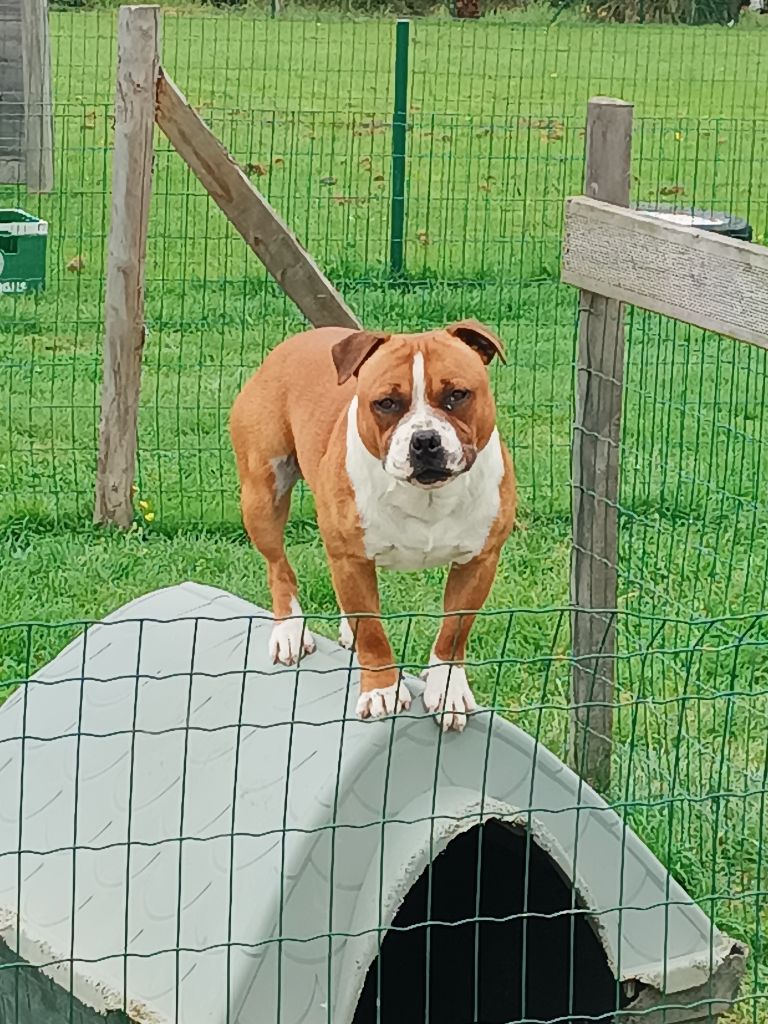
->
[0,583,739,1023]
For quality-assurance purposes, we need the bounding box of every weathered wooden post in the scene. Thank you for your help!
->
[569,97,633,793]
[94,5,159,528]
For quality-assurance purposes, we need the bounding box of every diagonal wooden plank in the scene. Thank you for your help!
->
[155,70,362,331]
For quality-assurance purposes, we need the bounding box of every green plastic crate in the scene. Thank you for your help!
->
[0,209,48,295]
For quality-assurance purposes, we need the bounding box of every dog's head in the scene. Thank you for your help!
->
[332,320,505,488]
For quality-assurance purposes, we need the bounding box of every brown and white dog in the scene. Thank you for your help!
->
[229,320,516,731]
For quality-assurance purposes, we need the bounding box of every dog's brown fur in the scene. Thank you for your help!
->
[230,321,516,729]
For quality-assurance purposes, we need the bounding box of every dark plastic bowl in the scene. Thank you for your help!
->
[634,203,753,242]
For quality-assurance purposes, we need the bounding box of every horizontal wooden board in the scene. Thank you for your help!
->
[562,196,768,349]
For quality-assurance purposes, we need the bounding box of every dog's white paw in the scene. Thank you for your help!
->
[269,600,316,666]
[422,659,477,732]
[338,616,355,649]
[356,681,412,720]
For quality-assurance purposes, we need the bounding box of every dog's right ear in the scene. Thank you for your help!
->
[332,331,391,385]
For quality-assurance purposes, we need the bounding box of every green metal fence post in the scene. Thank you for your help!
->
[389,18,410,277]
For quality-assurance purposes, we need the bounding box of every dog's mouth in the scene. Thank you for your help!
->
[410,467,455,487]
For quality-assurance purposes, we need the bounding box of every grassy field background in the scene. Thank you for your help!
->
[2,8,768,1015]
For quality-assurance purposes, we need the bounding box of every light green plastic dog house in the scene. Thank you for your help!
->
[0,583,747,1023]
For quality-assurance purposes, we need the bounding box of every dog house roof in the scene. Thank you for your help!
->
[0,583,744,1024]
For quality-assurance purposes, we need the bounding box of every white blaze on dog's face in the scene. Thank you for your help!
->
[332,321,505,488]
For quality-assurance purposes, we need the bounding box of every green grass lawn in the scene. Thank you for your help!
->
[2,8,768,1015]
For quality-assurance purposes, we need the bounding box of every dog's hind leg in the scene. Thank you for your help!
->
[237,449,316,666]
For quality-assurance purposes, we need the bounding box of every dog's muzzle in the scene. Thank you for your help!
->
[409,429,452,485]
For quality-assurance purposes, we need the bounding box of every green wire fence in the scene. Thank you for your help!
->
[0,602,764,1021]
[1,6,768,1024]
[2,12,767,527]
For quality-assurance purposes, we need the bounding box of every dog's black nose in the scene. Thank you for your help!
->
[410,429,443,461]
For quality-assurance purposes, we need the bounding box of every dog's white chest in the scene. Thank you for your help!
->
[345,400,504,571]
[362,492,493,570]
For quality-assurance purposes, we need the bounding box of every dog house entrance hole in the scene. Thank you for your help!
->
[353,819,618,1024]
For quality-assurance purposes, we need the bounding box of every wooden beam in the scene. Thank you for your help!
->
[155,70,361,331]
[94,5,159,529]
[563,196,768,350]
[569,98,633,795]
[21,0,54,193]
[0,0,25,183]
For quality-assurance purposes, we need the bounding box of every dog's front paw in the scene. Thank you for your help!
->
[356,681,412,720]
[422,660,477,732]
[269,611,316,666]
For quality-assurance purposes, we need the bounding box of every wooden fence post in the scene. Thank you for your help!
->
[94,5,159,528]
[21,0,54,193]
[570,97,633,793]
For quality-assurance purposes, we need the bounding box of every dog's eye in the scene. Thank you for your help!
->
[374,397,401,413]
[444,388,470,410]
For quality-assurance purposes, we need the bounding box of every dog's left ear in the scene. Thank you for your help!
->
[446,319,506,365]
[332,330,391,384]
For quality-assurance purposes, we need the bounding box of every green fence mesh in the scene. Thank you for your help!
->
[2,14,767,527]
[1,7,768,1024]
[0,603,764,1021]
